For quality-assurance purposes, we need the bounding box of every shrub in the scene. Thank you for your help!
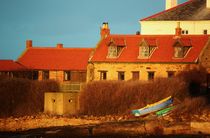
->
[80,67,209,116]
[0,78,59,117]
[79,77,188,116]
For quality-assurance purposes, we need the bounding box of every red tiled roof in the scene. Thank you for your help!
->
[91,34,209,63]
[18,47,93,70]
[173,38,192,47]
[106,37,126,46]
[143,38,157,46]
[0,60,27,71]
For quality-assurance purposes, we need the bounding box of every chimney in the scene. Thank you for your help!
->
[26,40,32,48]
[100,22,110,38]
[56,43,63,48]
[165,0,178,10]
[175,22,182,37]
[207,0,210,8]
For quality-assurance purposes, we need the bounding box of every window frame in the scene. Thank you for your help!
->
[203,29,208,35]
[132,71,140,80]
[42,70,49,80]
[64,71,71,81]
[118,71,125,81]
[167,71,175,78]
[148,71,155,80]
[99,71,107,80]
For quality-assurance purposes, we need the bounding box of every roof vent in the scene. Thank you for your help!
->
[57,44,63,48]
[136,31,140,35]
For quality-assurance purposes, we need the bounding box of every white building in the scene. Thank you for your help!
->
[140,0,210,35]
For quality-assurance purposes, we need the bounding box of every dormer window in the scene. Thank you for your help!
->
[173,38,191,58]
[138,38,157,59]
[107,38,126,58]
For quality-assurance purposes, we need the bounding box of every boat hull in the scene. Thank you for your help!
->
[132,96,173,117]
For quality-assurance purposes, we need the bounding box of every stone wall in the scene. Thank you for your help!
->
[87,62,198,81]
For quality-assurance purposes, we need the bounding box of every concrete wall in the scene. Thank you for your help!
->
[87,62,198,81]
[140,21,210,35]
[44,92,79,115]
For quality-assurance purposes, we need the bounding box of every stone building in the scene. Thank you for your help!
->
[87,22,210,82]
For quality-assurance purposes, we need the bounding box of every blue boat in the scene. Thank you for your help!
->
[132,96,173,117]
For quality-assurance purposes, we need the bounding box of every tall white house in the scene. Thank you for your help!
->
[140,0,210,35]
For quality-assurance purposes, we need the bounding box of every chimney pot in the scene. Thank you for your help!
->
[100,22,110,38]
[175,22,182,37]
[57,43,63,48]
[26,40,32,48]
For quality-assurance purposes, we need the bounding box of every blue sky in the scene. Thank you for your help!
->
[0,0,187,60]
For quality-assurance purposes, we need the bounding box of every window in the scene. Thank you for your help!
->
[148,72,155,80]
[33,71,38,80]
[118,72,125,80]
[182,30,189,34]
[64,71,71,81]
[132,71,140,80]
[100,71,107,80]
[167,71,175,78]
[42,70,49,80]
[139,39,157,59]
[174,46,190,58]
[173,39,191,58]
[107,45,124,58]
[107,38,125,58]
[203,30,208,35]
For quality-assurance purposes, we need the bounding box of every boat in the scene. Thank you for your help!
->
[156,106,174,116]
[132,96,173,117]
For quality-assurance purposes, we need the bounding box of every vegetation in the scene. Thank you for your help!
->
[0,77,59,117]
[0,67,209,118]
[80,68,210,116]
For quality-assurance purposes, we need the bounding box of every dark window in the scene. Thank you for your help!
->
[182,30,185,34]
[100,71,107,80]
[42,70,49,80]
[186,30,188,34]
[118,72,125,80]
[64,71,71,81]
[132,71,140,80]
[204,30,208,35]
[167,71,175,78]
[182,30,189,34]
[33,71,38,80]
[148,72,155,80]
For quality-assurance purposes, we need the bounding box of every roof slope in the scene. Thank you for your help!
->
[0,60,27,71]
[142,0,210,21]
[18,47,93,70]
[91,34,209,63]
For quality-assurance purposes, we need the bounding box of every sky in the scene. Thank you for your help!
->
[0,0,187,60]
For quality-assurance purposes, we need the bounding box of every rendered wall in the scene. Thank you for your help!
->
[140,21,210,35]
